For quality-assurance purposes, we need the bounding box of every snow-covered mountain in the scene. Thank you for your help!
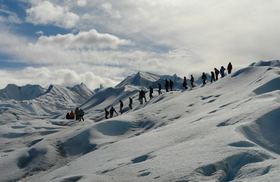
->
[0,83,93,121]
[68,83,94,100]
[116,71,184,89]
[0,60,280,181]
[0,84,46,101]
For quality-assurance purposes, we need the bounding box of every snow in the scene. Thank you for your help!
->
[0,60,279,181]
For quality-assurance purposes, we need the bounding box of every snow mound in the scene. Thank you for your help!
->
[253,77,280,95]
[240,108,280,154]
[188,151,272,181]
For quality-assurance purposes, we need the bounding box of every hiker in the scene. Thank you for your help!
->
[105,108,109,119]
[214,68,220,80]
[183,76,188,89]
[149,86,153,99]
[119,100,124,114]
[158,83,162,95]
[129,97,133,109]
[165,79,169,92]
[202,72,207,85]
[69,110,75,119]
[227,62,233,74]
[220,66,226,78]
[139,90,143,104]
[79,108,85,121]
[75,107,80,120]
[210,71,215,83]
[170,80,174,91]
[109,106,118,118]
[66,112,70,119]
[190,75,194,88]
[141,89,147,103]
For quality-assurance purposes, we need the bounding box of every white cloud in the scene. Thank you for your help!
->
[26,1,79,28]
[37,29,131,49]
[1,0,280,89]
[101,2,121,19]
[76,0,87,7]
[0,67,117,89]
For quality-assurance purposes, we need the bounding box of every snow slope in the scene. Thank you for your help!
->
[0,60,279,181]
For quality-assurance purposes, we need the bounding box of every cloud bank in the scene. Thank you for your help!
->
[0,0,280,89]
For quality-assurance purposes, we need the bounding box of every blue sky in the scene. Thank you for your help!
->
[0,0,279,89]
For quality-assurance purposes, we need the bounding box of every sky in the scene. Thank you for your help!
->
[0,0,280,89]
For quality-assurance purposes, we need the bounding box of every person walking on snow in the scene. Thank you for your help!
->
[183,76,188,89]
[119,100,124,114]
[165,79,169,92]
[170,80,174,91]
[140,89,147,103]
[220,66,226,78]
[149,86,154,99]
[139,90,143,104]
[158,83,162,95]
[214,68,220,80]
[129,97,133,109]
[202,72,207,85]
[79,109,85,121]
[190,75,195,88]
[210,71,215,83]
[105,108,109,119]
[109,106,118,118]
[75,107,80,121]
[227,62,233,74]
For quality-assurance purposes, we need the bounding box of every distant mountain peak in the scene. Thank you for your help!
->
[0,84,46,101]
[116,71,160,88]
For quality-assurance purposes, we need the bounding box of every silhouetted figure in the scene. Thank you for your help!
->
[129,97,133,109]
[149,87,153,99]
[210,71,215,83]
[79,109,85,121]
[214,68,220,80]
[139,90,143,104]
[139,90,146,104]
[170,80,174,91]
[119,100,124,114]
[190,75,195,88]
[227,62,233,74]
[75,107,80,120]
[109,106,118,118]
[202,72,207,85]
[220,66,226,78]
[105,108,109,119]
[165,79,169,92]
[158,83,162,95]
[183,76,188,89]
[141,89,147,103]
[66,112,70,119]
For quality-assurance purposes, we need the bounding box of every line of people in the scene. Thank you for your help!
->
[104,62,233,119]
[66,107,85,121]
[201,62,232,86]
